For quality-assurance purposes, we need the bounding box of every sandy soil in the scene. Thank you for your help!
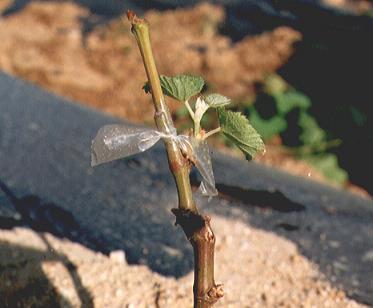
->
[0,216,366,308]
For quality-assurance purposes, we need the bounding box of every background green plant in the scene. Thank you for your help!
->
[245,74,348,185]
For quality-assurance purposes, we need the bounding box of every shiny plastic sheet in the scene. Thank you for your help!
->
[91,125,218,197]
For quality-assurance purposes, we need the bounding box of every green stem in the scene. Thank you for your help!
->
[128,11,195,212]
[128,11,223,307]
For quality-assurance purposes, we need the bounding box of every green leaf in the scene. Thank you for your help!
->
[205,93,231,108]
[305,154,348,185]
[264,74,288,95]
[142,75,204,101]
[275,91,311,115]
[298,112,326,146]
[160,75,204,101]
[218,108,265,160]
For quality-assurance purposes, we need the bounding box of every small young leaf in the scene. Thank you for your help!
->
[194,97,210,125]
[205,93,231,108]
[218,108,265,160]
[160,75,204,101]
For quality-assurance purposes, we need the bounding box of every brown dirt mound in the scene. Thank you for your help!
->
[0,2,300,123]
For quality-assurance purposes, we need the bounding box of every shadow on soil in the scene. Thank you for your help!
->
[0,234,94,308]
[0,181,94,307]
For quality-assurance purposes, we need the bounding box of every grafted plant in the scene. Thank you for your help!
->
[91,11,264,308]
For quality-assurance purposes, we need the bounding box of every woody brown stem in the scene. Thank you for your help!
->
[172,209,224,307]
[127,11,223,307]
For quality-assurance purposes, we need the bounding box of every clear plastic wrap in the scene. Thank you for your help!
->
[190,138,218,197]
[91,124,218,197]
[91,125,162,166]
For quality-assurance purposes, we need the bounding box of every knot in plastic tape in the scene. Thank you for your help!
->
[91,124,218,198]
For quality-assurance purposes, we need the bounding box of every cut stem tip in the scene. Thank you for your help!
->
[126,10,146,26]
[126,10,135,22]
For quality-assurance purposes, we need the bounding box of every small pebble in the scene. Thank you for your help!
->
[109,250,126,265]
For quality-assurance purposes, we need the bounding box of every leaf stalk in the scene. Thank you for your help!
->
[203,127,221,140]
[184,99,196,121]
